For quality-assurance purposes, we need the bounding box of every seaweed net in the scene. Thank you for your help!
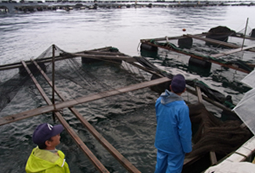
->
[187,103,252,159]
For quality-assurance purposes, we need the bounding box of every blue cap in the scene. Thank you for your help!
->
[32,123,64,145]
[171,74,186,93]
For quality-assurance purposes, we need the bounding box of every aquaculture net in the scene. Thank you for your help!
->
[0,44,158,117]
[187,103,252,159]
[0,44,251,162]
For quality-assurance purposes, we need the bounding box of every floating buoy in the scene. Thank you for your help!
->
[140,43,158,52]
[188,57,211,76]
[183,28,186,32]
[189,57,211,69]
[178,37,193,49]
[251,28,255,38]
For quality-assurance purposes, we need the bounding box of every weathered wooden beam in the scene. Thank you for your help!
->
[183,155,203,166]
[82,51,125,56]
[195,86,203,103]
[21,60,110,173]
[0,77,171,126]
[141,33,207,42]
[210,151,218,165]
[0,46,114,71]
[128,61,164,77]
[186,86,233,113]
[211,44,255,58]
[232,34,255,41]
[186,34,255,53]
[185,34,240,48]
[74,53,136,62]
[140,40,251,73]
[0,75,236,126]
[32,59,141,173]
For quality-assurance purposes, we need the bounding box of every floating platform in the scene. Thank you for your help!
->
[0,44,253,172]
[140,30,255,74]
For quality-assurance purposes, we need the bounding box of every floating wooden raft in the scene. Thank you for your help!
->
[0,46,175,173]
[0,47,136,71]
[0,45,240,172]
[21,58,147,173]
[140,33,255,73]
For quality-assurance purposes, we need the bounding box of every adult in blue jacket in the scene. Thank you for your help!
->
[154,74,192,173]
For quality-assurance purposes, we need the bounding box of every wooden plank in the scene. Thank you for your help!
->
[195,86,203,103]
[82,51,126,56]
[128,61,165,77]
[186,34,255,53]
[186,86,233,112]
[140,40,251,73]
[74,53,136,62]
[232,34,255,41]
[210,151,217,165]
[0,46,114,71]
[183,155,203,165]
[211,44,255,58]
[21,61,52,104]
[141,33,207,42]
[186,34,240,48]
[127,61,236,115]
[22,60,110,173]
[32,60,141,173]
[54,111,110,173]
[0,51,134,71]
[0,77,236,127]
[0,77,171,126]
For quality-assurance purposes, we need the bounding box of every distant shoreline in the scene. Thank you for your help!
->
[1,0,255,14]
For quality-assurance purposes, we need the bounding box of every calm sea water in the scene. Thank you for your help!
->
[0,6,255,173]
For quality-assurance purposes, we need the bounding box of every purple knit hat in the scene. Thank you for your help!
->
[171,74,186,93]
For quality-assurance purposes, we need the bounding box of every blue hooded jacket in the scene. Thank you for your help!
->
[154,89,192,154]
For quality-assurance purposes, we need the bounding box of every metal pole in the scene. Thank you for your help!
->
[52,44,56,123]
